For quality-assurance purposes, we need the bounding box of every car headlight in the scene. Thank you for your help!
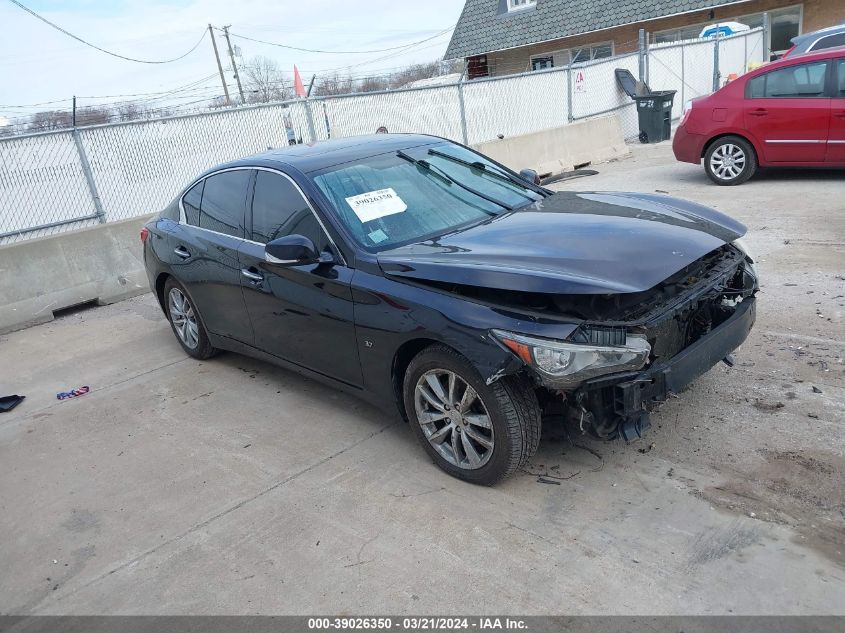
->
[732,237,757,276]
[684,100,693,114]
[732,237,754,262]
[491,330,651,389]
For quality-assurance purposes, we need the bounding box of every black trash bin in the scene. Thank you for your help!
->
[634,91,676,144]
[615,69,677,144]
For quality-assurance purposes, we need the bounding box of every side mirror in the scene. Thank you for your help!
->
[519,168,541,185]
[265,235,323,266]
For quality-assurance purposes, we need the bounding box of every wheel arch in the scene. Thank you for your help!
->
[391,337,441,422]
[154,272,171,314]
[390,335,525,422]
[701,132,761,163]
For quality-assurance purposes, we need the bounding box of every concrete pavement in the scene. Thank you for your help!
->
[1,142,843,614]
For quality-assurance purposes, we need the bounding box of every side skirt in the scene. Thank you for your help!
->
[207,332,397,416]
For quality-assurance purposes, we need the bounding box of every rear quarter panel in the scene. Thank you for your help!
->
[686,80,766,163]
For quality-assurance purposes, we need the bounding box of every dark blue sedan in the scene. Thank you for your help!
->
[142,134,758,484]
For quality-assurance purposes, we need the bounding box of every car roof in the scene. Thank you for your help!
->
[208,133,443,176]
[751,44,845,74]
[791,22,845,46]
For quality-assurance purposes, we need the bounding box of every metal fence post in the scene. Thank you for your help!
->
[566,63,574,123]
[71,129,106,224]
[743,32,748,72]
[680,45,685,108]
[712,30,721,92]
[638,29,647,83]
[457,81,469,144]
[304,99,317,143]
[762,12,770,61]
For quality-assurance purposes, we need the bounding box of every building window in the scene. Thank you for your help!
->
[508,0,536,12]
[652,4,802,54]
[531,56,553,71]
[529,41,614,70]
[467,55,489,79]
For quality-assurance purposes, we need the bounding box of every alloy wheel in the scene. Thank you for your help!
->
[709,143,747,181]
[168,287,199,349]
[414,369,494,470]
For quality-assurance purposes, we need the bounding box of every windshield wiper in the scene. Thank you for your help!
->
[427,148,549,197]
[396,150,514,212]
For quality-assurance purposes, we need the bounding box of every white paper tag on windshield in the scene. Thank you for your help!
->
[345,188,407,223]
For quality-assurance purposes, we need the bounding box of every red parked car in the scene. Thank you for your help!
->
[673,47,845,185]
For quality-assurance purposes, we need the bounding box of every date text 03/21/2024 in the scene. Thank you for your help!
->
[307,617,528,630]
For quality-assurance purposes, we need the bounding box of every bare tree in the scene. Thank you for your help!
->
[75,106,112,127]
[27,110,73,131]
[312,72,355,97]
[388,61,442,89]
[116,102,144,122]
[359,76,389,93]
[309,58,464,98]
[242,56,290,103]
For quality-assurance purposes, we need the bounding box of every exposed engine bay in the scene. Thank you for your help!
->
[409,244,759,442]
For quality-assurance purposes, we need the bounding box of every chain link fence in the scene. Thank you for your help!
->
[0,28,764,245]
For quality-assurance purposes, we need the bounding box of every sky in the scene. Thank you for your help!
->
[0,0,465,126]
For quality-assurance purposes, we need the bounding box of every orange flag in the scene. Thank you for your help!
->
[294,65,307,98]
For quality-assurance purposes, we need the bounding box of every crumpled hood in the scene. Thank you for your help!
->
[377,191,746,295]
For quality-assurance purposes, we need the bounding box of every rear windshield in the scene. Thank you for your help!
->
[310,142,541,251]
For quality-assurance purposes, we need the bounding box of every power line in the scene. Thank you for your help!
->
[319,38,455,74]
[5,0,207,64]
[227,25,454,55]
[0,73,223,109]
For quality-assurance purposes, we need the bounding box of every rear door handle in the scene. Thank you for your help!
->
[749,109,768,117]
[835,112,845,119]
[174,246,191,259]
[241,268,263,282]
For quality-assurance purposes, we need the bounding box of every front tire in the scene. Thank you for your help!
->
[164,278,217,359]
[704,136,757,185]
[403,344,541,485]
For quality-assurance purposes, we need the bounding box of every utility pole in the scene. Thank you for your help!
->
[222,25,246,105]
[209,24,231,106]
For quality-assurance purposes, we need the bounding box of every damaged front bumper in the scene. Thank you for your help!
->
[577,296,756,440]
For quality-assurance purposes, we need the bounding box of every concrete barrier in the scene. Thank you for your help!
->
[473,115,629,177]
[0,215,153,334]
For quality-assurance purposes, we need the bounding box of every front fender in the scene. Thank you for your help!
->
[350,270,579,408]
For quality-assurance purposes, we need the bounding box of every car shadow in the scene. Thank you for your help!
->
[752,167,845,183]
[213,350,410,438]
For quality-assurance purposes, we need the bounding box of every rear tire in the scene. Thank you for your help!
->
[704,136,757,185]
[164,278,217,360]
[403,344,541,485]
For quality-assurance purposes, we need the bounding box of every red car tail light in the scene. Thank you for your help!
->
[140,227,150,243]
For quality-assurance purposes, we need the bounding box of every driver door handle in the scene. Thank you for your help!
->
[241,268,263,282]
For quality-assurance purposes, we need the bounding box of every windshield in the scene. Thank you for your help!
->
[311,142,543,251]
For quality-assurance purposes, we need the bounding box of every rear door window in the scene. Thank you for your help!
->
[751,61,829,98]
[250,170,330,252]
[198,170,250,238]
[811,33,845,52]
[182,180,203,226]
